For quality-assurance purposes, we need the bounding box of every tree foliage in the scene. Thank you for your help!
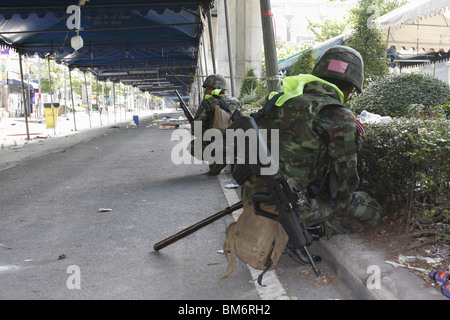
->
[276,41,306,61]
[346,0,390,86]
[307,18,348,43]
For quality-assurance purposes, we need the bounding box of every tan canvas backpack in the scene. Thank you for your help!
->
[221,194,289,285]
[212,103,232,133]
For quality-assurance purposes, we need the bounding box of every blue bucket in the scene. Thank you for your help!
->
[133,115,139,126]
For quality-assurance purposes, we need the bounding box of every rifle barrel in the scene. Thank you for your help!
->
[153,201,243,251]
[175,90,194,123]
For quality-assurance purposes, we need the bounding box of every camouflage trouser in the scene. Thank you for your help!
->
[299,191,382,239]
[189,137,226,164]
[189,138,205,161]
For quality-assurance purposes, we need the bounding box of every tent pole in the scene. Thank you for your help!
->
[96,76,101,126]
[18,52,30,141]
[124,84,127,120]
[64,66,67,116]
[199,38,205,84]
[207,9,217,74]
[37,57,42,119]
[102,81,107,124]
[118,82,121,121]
[386,27,391,48]
[113,82,116,122]
[202,33,209,76]
[223,0,236,97]
[68,67,77,131]
[47,57,56,136]
[83,72,91,128]
[198,40,205,102]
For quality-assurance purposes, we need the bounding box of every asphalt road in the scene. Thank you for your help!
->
[0,111,355,301]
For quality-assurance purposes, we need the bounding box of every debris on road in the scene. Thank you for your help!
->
[224,184,240,189]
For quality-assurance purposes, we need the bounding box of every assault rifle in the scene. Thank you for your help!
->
[175,90,194,123]
[228,109,321,277]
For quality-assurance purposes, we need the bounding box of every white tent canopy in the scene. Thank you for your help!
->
[376,0,450,52]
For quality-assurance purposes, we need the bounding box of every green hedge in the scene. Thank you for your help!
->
[357,119,449,240]
[350,73,450,117]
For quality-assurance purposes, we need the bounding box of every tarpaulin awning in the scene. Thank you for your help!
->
[278,32,350,72]
[0,0,214,97]
[376,0,450,52]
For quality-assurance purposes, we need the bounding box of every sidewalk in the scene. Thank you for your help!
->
[0,109,162,150]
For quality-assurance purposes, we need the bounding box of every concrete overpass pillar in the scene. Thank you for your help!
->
[216,0,263,97]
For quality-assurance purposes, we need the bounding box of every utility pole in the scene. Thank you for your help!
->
[260,0,280,93]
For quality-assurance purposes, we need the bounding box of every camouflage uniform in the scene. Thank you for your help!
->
[242,48,382,239]
[189,75,240,162]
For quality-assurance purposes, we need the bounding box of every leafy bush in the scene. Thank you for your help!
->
[350,73,450,117]
[238,69,268,116]
[238,67,259,101]
[289,47,316,76]
[406,103,450,120]
[357,119,449,242]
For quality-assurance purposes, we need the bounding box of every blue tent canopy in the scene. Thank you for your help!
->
[278,33,348,73]
[0,0,214,96]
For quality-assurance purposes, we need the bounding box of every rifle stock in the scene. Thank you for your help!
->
[175,90,194,123]
[153,201,243,251]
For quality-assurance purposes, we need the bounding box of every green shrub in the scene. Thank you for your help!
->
[350,73,450,117]
[406,102,450,120]
[289,47,316,76]
[358,119,449,241]
[238,69,268,116]
[238,67,259,101]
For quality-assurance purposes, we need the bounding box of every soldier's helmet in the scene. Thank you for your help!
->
[202,74,228,90]
[312,45,364,93]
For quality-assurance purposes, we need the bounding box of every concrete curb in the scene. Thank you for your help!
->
[312,235,446,300]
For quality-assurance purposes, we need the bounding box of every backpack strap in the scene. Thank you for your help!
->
[256,241,276,286]
[251,93,283,123]
[216,96,233,114]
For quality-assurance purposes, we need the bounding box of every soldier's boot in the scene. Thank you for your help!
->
[307,223,326,240]
[284,240,322,266]
[208,163,227,176]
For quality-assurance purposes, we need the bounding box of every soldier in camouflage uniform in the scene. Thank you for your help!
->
[242,46,382,264]
[190,74,240,175]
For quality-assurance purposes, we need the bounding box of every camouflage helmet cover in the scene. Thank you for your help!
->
[202,74,228,90]
[312,45,364,93]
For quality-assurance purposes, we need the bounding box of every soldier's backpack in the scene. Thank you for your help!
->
[221,193,289,285]
[212,98,233,133]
